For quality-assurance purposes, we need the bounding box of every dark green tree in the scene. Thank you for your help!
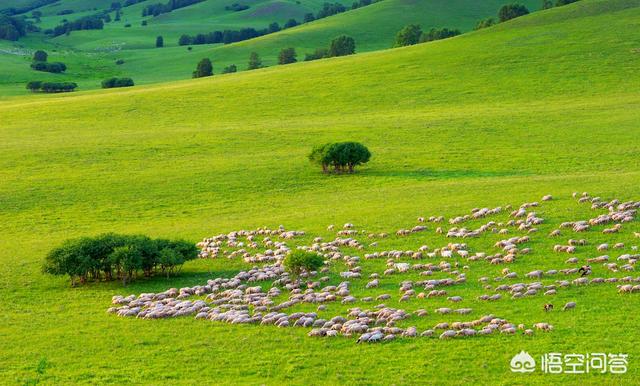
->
[26,80,42,92]
[542,0,554,9]
[284,18,298,28]
[498,4,529,22]
[394,24,422,47]
[247,52,262,69]
[156,35,163,47]
[33,50,47,62]
[268,22,281,33]
[192,58,213,78]
[328,35,355,57]
[278,47,297,64]
[222,64,237,73]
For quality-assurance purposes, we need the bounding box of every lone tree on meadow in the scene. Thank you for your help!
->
[328,35,355,57]
[193,58,213,78]
[247,52,262,70]
[33,50,48,62]
[394,24,422,47]
[278,47,297,64]
[498,4,530,22]
[309,141,371,173]
[156,35,163,47]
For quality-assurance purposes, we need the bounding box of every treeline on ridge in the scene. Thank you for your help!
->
[142,0,205,17]
[178,0,379,46]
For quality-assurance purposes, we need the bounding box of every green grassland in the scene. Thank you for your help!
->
[0,0,540,96]
[2,0,640,384]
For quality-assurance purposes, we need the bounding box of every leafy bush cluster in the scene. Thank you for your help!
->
[475,3,535,30]
[29,49,67,73]
[193,58,213,78]
[421,27,461,42]
[394,25,460,47]
[283,250,324,276]
[142,0,205,17]
[102,77,135,88]
[304,35,356,61]
[42,234,198,286]
[222,64,237,73]
[498,4,530,22]
[0,14,28,41]
[26,81,77,93]
[309,142,371,173]
[47,15,105,37]
[31,61,66,73]
[278,47,297,65]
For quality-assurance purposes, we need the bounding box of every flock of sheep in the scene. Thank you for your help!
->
[109,192,640,343]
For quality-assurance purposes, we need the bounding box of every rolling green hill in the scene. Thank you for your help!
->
[0,0,539,96]
[2,0,640,384]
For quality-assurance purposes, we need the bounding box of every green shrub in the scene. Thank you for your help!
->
[222,64,237,73]
[193,58,213,78]
[33,50,47,62]
[394,24,422,47]
[27,81,77,93]
[420,27,461,42]
[31,61,66,73]
[328,35,355,57]
[278,47,297,65]
[498,4,529,22]
[284,250,324,275]
[304,47,329,61]
[308,141,371,173]
[102,77,135,88]
[42,233,198,286]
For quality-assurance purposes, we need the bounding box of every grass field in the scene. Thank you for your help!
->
[2,0,640,384]
[0,0,540,96]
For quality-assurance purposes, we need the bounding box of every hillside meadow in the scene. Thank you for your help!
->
[1,0,640,384]
[0,0,540,96]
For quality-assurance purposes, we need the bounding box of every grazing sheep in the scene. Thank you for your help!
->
[563,302,576,311]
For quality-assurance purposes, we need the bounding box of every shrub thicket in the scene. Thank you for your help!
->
[498,4,530,22]
[328,35,355,57]
[420,27,461,42]
[278,47,297,65]
[192,58,213,77]
[284,250,324,276]
[42,234,198,286]
[102,77,134,88]
[31,61,66,73]
[394,24,422,47]
[309,142,371,173]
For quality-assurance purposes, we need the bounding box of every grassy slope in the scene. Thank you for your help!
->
[0,0,539,96]
[2,0,640,384]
